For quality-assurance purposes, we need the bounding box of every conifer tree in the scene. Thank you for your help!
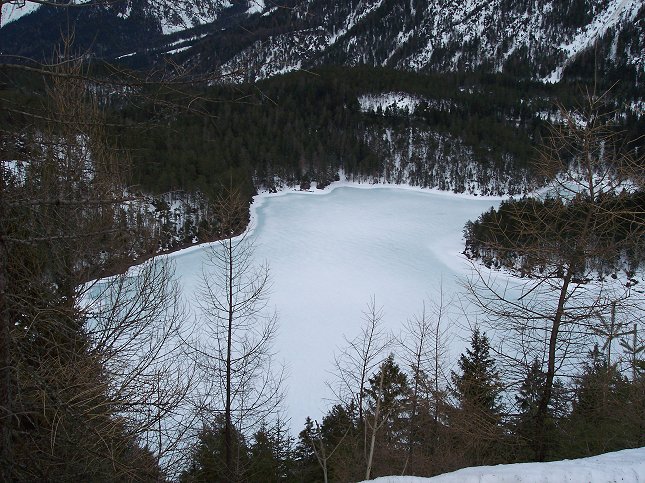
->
[450,329,504,466]
[321,404,360,483]
[248,425,280,483]
[398,296,452,475]
[452,329,502,418]
[180,417,249,483]
[364,355,410,478]
[564,344,633,458]
[293,418,324,483]
[514,359,566,461]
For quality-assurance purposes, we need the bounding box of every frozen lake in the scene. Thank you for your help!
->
[171,184,501,430]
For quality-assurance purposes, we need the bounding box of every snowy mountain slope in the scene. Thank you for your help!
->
[203,0,645,83]
[1,0,643,84]
[0,0,268,60]
[544,0,643,82]
[361,446,645,483]
[218,27,328,82]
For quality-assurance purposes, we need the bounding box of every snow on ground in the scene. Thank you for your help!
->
[168,179,503,429]
[358,92,422,114]
[165,45,191,55]
[246,0,265,16]
[362,446,645,483]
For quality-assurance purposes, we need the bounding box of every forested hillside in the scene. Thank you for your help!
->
[109,67,642,200]
[5,62,642,240]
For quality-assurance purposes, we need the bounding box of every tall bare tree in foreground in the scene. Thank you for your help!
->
[196,186,283,482]
[329,296,392,476]
[464,93,645,461]
[398,288,453,475]
[331,297,391,423]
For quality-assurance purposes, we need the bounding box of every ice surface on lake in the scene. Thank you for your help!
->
[172,185,500,429]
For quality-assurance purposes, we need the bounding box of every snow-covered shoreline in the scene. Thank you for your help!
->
[97,178,506,282]
[163,176,509,263]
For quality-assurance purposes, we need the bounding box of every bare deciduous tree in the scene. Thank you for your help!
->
[464,94,645,462]
[196,187,284,482]
[84,258,197,475]
[398,285,454,475]
[330,296,391,423]
[328,295,392,477]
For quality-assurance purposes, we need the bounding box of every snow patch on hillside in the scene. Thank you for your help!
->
[159,0,232,35]
[1,1,39,27]
[361,447,645,483]
[246,0,265,16]
[358,92,421,114]
[218,28,327,82]
[327,0,384,46]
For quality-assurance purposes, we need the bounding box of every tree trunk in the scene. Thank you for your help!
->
[0,186,12,481]
[225,236,234,482]
[534,269,572,461]
[365,369,384,480]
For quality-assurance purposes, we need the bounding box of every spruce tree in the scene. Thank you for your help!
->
[564,344,633,458]
[249,428,276,481]
[293,418,323,483]
[364,355,410,422]
[514,359,565,461]
[180,418,249,483]
[450,328,504,466]
[452,329,502,416]
[363,355,410,478]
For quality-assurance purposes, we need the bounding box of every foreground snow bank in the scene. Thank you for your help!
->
[364,447,645,483]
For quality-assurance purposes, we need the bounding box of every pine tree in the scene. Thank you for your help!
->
[319,404,360,483]
[450,328,504,466]
[365,355,410,423]
[514,359,566,461]
[293,418,323,483]
[248,424,284,483]
[180,417,249,483]
[564,344,633,458]
[452,329,502,417]
[294,407,359,483]
[363,355,410,478]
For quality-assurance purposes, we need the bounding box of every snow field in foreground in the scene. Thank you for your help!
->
[362,446,645,483]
